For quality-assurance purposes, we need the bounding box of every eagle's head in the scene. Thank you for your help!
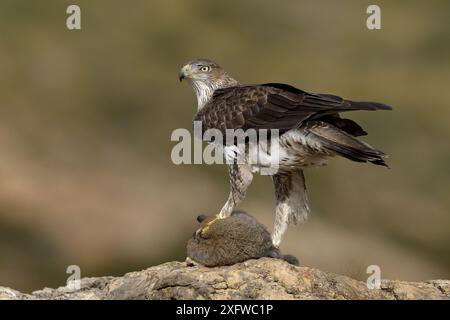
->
[179,59,238,109]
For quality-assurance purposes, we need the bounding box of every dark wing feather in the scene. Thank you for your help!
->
[194,83,391,139]
[304,121,388,167]
[318,114,367,137]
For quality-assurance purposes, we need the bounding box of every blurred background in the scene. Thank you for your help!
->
[0,0,449,292]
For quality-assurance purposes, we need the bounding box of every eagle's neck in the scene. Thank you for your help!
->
[191,77,239,110]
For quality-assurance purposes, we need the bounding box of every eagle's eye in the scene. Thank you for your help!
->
[200,66,211,72]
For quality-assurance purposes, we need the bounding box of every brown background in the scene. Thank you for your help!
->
[0,0,449,292]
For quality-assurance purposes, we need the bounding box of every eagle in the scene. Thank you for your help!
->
[179,59,391,248]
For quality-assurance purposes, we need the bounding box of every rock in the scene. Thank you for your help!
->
[187,211,299,267]
[0,287,24,300]
[0,258,448,300]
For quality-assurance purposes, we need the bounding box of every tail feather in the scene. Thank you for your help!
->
[318,114,368,137]
[348,100,392,111]
[305,121,388,167]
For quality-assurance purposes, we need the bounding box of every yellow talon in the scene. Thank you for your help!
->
[195,214,220,238]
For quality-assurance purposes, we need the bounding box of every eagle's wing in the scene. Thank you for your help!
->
[193,83,391,138]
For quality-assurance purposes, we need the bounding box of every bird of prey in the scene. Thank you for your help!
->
[179,59,391,248]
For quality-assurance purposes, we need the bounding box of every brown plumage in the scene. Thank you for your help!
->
[197,84,391,128]
[194,83,390,161]
[180,59,392,248]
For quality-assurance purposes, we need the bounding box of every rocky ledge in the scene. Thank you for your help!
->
[0,258,448,300]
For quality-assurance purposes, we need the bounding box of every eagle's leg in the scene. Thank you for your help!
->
[219,163,254,218]
[271,170,310,248]
[195,163,253,238]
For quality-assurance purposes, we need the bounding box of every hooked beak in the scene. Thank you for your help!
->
[179,70,185,82]
[179,65,191,82]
